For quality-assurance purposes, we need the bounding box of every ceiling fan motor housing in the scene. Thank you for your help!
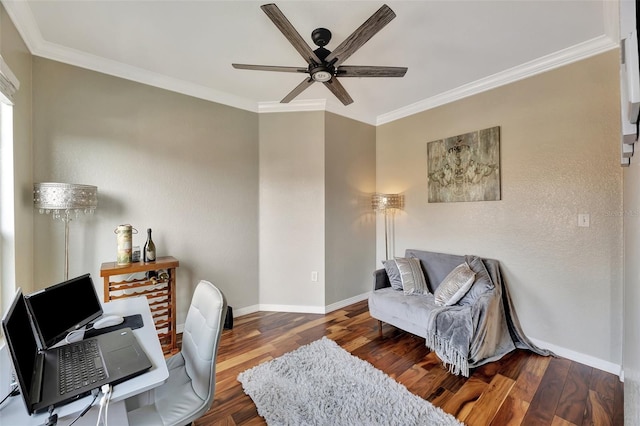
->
[311,27,332,47]
[310,64,334,82]
[310,44,335,82]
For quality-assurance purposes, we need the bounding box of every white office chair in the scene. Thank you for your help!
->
[125,280,228,426]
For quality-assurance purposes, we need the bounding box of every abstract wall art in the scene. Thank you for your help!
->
[427,126,501,203]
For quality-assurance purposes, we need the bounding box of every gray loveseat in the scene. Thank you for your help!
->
[368,249,551,376]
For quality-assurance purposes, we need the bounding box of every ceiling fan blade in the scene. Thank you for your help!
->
[261,3,322,65]
[233,63,308,73]
[337,66,407,77]
[323,78,354,106]
[281,78,315,103]
[325,4,396,68]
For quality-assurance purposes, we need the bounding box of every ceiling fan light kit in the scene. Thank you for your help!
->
[232,3,407,106]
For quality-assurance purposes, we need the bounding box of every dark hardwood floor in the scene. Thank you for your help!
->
[191,300,623,425]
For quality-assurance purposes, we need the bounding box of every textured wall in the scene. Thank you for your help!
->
[623,153,640,423]
[376,51,623,366]
[325,112,376,306]
[259,111,326,309]
[259,111,377,311]
[32,58,259,325]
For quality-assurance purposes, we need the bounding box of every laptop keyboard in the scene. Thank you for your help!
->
[57,339,107,395]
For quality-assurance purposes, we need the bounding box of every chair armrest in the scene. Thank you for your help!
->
[373,269,391,290]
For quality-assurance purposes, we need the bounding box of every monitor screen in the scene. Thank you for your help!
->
[1,288,38,413]
[25,273,103,349]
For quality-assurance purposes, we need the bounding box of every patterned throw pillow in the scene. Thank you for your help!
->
[394,257,429,295]
[434,262,476,306]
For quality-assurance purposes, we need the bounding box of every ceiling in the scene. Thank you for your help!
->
[1,1,620,125]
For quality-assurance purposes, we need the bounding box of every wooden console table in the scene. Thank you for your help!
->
[100,256,179,356]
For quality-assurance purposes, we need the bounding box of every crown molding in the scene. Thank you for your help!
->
[258,99,326,113]
[43,39,258,112]
[377,35,618,126]
[258,100,376,126]
[1,0,43,53]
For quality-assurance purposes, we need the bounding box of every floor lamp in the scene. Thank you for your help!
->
[371,193,404,260]
[34,183,98,280]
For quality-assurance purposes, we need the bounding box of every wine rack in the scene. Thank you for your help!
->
[100,256,179,356]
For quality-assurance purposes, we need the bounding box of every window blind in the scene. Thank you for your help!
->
[0,55,19,105]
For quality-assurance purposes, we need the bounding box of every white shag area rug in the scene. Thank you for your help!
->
[237,337,464,426]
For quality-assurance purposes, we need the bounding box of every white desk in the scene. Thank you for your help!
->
[0,296,169,425]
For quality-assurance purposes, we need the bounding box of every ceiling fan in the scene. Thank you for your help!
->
[232,3,407,106]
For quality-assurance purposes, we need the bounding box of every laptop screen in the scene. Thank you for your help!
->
[1,289,37,412]
[25,273,103,349]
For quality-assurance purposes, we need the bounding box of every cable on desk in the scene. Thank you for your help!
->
[67,388,100,426]
[65,325,94,344]
[0,383,19,406]
[96,384,112,426]
[45,405,57,426]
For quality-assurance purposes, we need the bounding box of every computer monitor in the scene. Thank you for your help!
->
[25,273,103,349]
[1,288,39,414]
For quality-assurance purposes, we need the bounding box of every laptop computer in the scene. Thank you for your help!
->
[24,273,104,350]
[1,288,153,415]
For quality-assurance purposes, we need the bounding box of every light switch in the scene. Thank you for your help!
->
[578,213,590,227]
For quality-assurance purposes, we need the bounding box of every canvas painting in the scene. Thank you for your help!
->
[427,126,500,203]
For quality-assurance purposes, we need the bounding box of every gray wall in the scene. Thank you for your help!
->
[259,111,326,310]
[32,58,259,326]
[376,50,623,371]
[623,148,640,422]
[325,112,376,306]
[258,111,376,311]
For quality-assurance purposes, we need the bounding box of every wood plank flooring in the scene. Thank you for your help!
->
[191,300,623,426]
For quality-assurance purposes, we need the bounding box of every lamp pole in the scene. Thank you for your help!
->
[63,211,71,280]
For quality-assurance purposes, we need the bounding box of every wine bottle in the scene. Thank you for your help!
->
[144,228,156,263]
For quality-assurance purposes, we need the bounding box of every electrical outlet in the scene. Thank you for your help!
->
[578,213,590,227]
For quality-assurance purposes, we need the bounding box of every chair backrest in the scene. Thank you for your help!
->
[181,280,227,404]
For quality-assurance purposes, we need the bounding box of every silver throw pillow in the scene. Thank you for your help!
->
[382,259,403,290]
[434,262,476,306]
[394,257,429,295]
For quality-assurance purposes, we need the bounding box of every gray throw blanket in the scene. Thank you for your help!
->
[424,255,553,376]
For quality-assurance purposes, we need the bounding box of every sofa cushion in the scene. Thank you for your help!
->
[395,257,429,295]
[368,287,441,339]
[382,259,403,290]
[405,249,465,293]
[458,256,495,306]
[434,262,476,306]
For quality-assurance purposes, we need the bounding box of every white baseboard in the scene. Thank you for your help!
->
[324,292,370,313]
[233,304,260,318]
[259,292,370,314]
[176,293,370,333]
[258,304,326,314]
[528,337,622,379]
